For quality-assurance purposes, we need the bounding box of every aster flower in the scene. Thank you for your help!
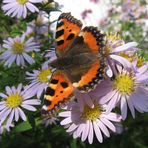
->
[2,0,43,18]
[98,64,148,120]
[59,93,122,144]
[24,11,49,39]
[105,33,138,77]
[26,65,52,99]
[0,84,40,125]
[120,0,147,22]
[0,36,40,67]
[43,116,59,127]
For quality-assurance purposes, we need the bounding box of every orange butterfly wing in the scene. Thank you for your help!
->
[55,12,82,56]
[74,27,106,92]
[81,26,105,54]
[42,71,74,116]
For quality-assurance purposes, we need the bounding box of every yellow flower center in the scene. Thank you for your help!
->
[16,0,28,4]
[81,105,102,121]
[113,74,134,95]
[38,69,51,83]
[119,52,133,62]
[105,33,123,57]
[6,93,22,108]
[12,41,24,54]
[27,32,35,39]
[135,55,144,68]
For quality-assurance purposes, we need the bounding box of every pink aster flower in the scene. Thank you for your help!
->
[2,0,43,18]
[26,65,52,99]
[59,94,122,144]
[0,84,40,125]
[105,34,138,77]
[0,36,40,67]
[98,64,148,120]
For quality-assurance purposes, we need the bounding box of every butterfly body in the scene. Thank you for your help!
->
[42,13,106,117]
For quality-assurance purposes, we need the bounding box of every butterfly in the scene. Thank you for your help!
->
[42,12,106,117]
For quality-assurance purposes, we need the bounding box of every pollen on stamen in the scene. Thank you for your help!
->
[12,41,24,54]
[113,73,135,95]
[81,104,102,121]
[6,93,22,108]
[16,0,28,5]
[38,69,52,83]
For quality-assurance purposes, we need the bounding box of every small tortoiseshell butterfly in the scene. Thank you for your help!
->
[42,12,106,117]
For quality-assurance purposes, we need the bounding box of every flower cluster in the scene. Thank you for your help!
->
[56,34,148,143]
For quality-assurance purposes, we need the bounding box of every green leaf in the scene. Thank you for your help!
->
[13,121,32,133]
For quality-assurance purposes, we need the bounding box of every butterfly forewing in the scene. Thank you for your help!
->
[55,12,82,57]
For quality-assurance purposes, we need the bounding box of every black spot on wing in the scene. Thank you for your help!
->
[66,33,75,40]
[45,87,55,96]
[61,82,68,88]
[57,40,64,46]
[51,79,59,84]
[44,99,52,106]
[57,21,64,28]
[56,29,64,39]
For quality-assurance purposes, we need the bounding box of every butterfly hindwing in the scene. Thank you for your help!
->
[80,26,105,54]
[67,26,106,92]
[73,58,106,92]
[55,12,82,56]
[42,71,74,116]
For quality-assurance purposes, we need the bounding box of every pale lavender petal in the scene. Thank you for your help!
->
[120,96,127,120]
[61,117,72,125]
[22,99,40,105]
[17,83,22,92]
[0,105,7,111]
[22,53,34,64]
[88,121,94,144]
[20,55,25,66]
[84,94,94,108]
[59,111,71,117]
[21,104,37,111]
[110,54,132,68]
[136,73,148,82]
[16,55,21,66]
[137,64,148,75]
[7,109,14,125]
[100,118,116,132]
[112,42,138,53]
[93,121,103,143]
[0,108,12,124]
[131,92,148,111]
[96,119,110,137]
[106,92,119,113]
[75,123,85,138]
[18,107,26,121]
[66,123,78,132]
[14,108,19,121]
[101,113,121,122]
[6,86,12,95]
[81,120,89,141]
[23,5,27,18]
[126,96,135,118]
[0,93,7,98]
[26,2,39,12]
[99,90,116,105]
[0,101,6,105]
